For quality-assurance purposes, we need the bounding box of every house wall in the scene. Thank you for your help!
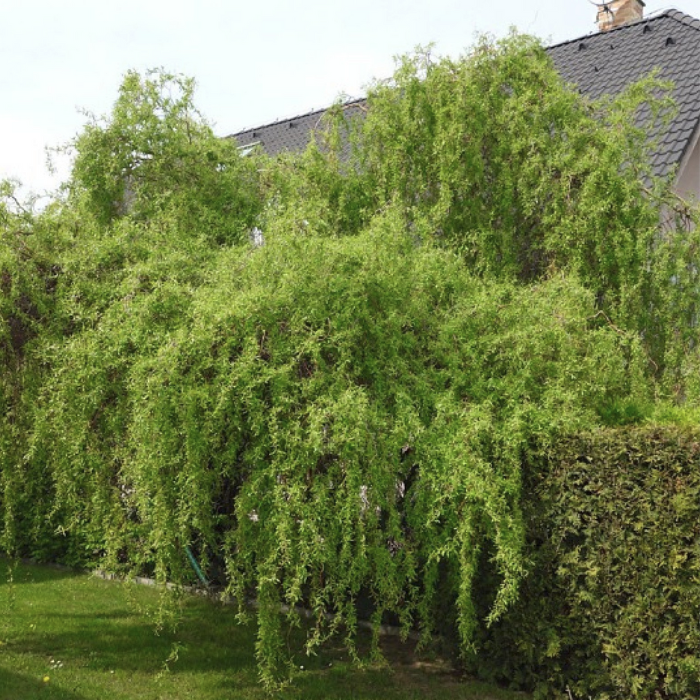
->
[676,127,700,202]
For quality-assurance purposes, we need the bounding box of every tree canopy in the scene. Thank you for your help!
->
[1,33,699,689]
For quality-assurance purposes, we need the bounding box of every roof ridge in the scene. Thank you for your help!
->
[228,97,366,139]
[546,9,679,50]
[546,8,700,51]
[663,8,700,30]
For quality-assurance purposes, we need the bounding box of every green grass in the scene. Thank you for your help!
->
[0,558,527,700]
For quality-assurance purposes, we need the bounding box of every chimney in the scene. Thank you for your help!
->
[596,0,645,32]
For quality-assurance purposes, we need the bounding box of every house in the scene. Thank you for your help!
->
[231,3,700,200]
[550,3,700,200]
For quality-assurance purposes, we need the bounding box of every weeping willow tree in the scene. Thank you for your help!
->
[282,35,699,377]
[2,34,699,688]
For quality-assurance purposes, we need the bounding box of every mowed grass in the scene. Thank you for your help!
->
[0,558,527,700]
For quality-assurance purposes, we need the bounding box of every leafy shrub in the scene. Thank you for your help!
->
[25,215,651,683]
[298,35,699,379]
[69,70,262,244]
[474,426,700,700]
[0,183,68,559]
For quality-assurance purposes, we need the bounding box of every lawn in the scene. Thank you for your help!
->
[0,558,527,700]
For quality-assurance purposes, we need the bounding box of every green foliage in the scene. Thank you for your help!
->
[1,32,700,694]
[0,182,68,559]
[295,35,699,377]
[474,427,700,700]
[68,70,261,244]
[0,182,60,361]
[25,218,647,685]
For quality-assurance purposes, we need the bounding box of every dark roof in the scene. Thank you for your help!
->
[230,10,700,179]
[230,98,367,157]
[548,9,700,178]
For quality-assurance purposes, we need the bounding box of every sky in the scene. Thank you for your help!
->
[1,0,698,196]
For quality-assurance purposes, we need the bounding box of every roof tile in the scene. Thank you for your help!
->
[548,10,700,178]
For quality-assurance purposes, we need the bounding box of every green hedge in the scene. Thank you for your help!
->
[473,426,700,699]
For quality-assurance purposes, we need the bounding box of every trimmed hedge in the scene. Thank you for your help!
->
[473,426,700,699]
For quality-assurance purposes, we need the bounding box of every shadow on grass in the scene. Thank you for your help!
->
[7,602,485,699]
[5,593,264,699]
[1,560,527,700]
[0,667,88,700]
[0,557,81,586]
[8,599,257,673]
[277,634,520,700]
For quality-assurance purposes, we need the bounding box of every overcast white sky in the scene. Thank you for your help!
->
[1,0,697,195]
